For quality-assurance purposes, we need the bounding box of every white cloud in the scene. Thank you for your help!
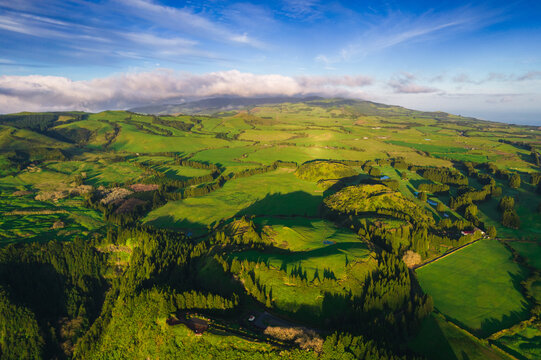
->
[0,70,374,113]
[116,0,264,48]
[388,73,439,94]
[318,5,506,63]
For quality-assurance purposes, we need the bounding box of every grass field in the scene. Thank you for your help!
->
[0,191,103,245]
[46,160,146,186]
[255,217,363,251]
[144,168,322,233]
[229,217,377,315]
[508,242,541,270]
[477,185,541,240]
[496,325,541,360]
[416,240,530,337]
[111,122,239,154]
[188,145,261,171]
[243,145,369,165]
[410,314,513,360]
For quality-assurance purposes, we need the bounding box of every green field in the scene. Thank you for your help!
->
[416,240,530,337]
[496,324,541,360]
[228,217,377,314]
[508,242,541,270]
[144,168,322,232]
[1,99,541,359]
[410,314,512,360]
[255,217,363,251]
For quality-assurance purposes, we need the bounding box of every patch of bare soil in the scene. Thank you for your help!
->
[402,250,422,268]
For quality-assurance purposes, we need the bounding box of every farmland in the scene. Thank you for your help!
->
[416,240,530,337]
[0,97,540,359]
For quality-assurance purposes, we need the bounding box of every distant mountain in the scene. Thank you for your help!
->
[129,96,324,115]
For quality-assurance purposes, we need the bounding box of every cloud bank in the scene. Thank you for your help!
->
[0,70,373,113]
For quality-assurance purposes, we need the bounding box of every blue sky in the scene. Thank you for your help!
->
[0,0,540,124]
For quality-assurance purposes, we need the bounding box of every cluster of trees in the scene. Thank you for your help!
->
[51,126,93,144]
[174,158,221,171]
[509,173,521,189]
[151,116,194,132]
[499,196,521,229]
[172,290,239,312]
[532,151,541,167]
[124,116,174,137]
[133,160,218,189]
[418,167,468,185]
[321,252,433,342]
[531,173,541,186]
[215,132,240,140]
[449,185,493,210]
[0,112,86,133]
[417,183,450,194]
[498,139,536,151]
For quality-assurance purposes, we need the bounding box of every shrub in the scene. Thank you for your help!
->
[509,173,521,189]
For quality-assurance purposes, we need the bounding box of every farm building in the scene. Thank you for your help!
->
[187,317,209,335]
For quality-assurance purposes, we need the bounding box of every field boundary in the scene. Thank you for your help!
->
[413,237,483,270]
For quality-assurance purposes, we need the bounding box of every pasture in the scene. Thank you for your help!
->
[243,145,369,165]
[111,122,236,154]
[255,217,363,251]
[496,325,541,360]
[229,217,377,315]
[0,190,103,245]
[416,240,530,337]
[508,241,541,270]
[410,314,513,360]
[144,168,323,233]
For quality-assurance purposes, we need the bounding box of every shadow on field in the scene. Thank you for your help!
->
[153,165,191,181]
[145,215,208,236]
[409,315,458,360]
[235,191,323,218]
[409,179,431,189]
[442,269,531,339]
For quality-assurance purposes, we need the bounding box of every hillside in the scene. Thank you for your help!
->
[0,97,540,359]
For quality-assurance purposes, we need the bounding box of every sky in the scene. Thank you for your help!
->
[0,0,540,125]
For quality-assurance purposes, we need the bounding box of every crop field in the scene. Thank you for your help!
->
[144,168,322,233]
[0,167,73,191]
[416,240,530,337]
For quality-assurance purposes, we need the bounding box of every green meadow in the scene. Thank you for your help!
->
[410,314,513,360]
[144,168,322,232]
[416,240,530,337]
